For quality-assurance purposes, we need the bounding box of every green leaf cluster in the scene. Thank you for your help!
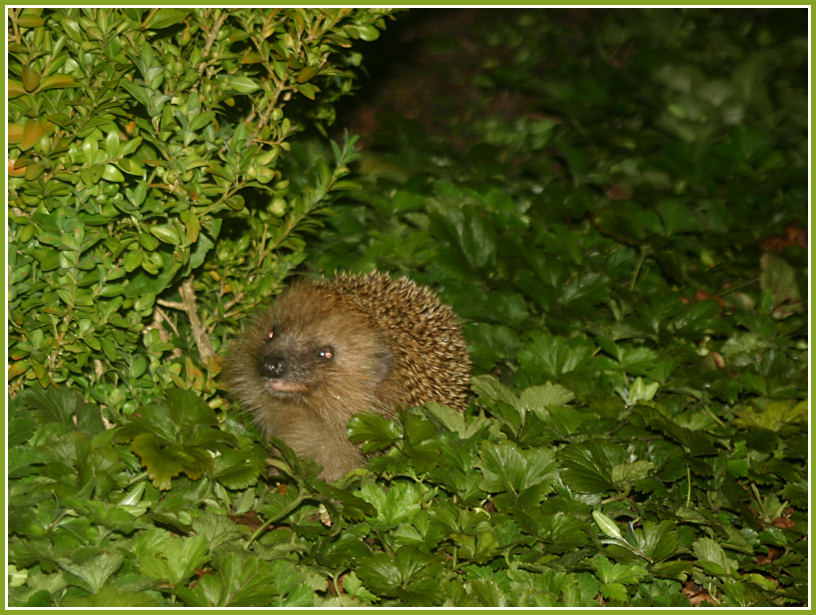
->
[7,7,393,410]
[7,385,325,607]
[304,8,807,606]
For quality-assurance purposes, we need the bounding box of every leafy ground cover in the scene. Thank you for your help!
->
[7,8,808,608]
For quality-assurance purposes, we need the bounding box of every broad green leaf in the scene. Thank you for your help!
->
[118,389,226,489]
[131,433,206,489]
[356,552,402,596]
[133,528,209,585]
[357,546,445,604]
[122,256,181,298]
[734,399,807,431]
[519,382,575,411]
[423,401,487,439]
[321,485,376,521]
[357,480,421,527]
[545,405,588,437]
[656,199,699,235]
[7,415,37,448]
[559,441,625,493]
[72,498,141,534]
[348,412,401,452]
[55,549,124,594]
[760,253,803,319]
[341,571,378,604]
[600,582,628,602]
[311,530,373,570]
[610,459,655,487]
[212,447,265,489]
[257,483,303,524]
[634,520,678,563]
[61,585,159,607]
[591,554,648,586]
[518,333,596,377]
[177,553,313,607]
[741,572,780,592]
[617,346,659,374]
[692,537,738,576]
[478,440,556,496]
[14,383,104,434]
[470,374,519,407]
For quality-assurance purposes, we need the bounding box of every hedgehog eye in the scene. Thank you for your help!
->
[266,324,281,342]
[317,346,335,360]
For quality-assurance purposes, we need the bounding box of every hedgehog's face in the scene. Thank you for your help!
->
[255,321,336,396]
[252,305,394,402]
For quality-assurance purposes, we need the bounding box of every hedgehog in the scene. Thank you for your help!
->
[222,271,471,480]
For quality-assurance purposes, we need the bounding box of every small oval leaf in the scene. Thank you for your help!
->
[593,510,624,540]
[296,66,318,83]
[38,74,77,91]
[102,164,125,182]
[20,119,47,151]
[8,79,25,98]
[149,223,181,245]
[224,75,260,94]
[21,65,41,92]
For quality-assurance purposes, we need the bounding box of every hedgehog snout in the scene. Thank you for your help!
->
[258,354,287,379]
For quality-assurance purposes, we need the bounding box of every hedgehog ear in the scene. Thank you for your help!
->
[370,345,394,384]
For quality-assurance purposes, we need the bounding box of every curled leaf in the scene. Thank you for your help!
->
[593,510,624,541]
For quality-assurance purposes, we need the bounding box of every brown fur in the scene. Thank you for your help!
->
[222,272,471,480]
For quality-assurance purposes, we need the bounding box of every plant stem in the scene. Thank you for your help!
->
[244,489,306,550]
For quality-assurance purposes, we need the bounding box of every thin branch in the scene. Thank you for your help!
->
[148,304,181,338]
[177,276,215,362]
[199,9,228,74]
[156,299,185,312]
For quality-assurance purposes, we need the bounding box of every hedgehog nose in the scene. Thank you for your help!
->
[259,356,286,378]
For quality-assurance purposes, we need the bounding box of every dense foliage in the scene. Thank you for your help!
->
[8,7,390,405]
[7,8,808,608]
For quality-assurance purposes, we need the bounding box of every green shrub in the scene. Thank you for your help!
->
[7,9,807,608]
[7,7,392,411]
